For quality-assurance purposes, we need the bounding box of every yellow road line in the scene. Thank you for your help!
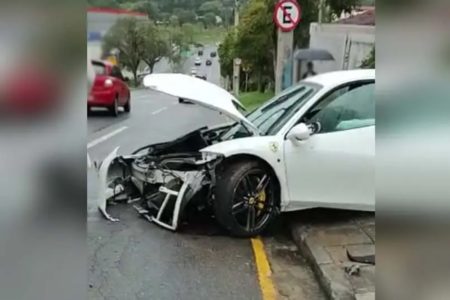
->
[251,237,277,300]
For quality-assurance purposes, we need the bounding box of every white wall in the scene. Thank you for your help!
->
[307,22,375,74]
[87,42,102,60]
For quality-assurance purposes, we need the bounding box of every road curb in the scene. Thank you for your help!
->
[290,224,355,300]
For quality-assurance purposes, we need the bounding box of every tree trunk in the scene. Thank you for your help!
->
[132,67,138,87]
[245,72,249,92]
[257,71,263,92]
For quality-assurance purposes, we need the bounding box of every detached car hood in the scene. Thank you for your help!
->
[143,73,260,135]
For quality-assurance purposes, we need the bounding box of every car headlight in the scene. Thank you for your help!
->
[201,151,225,163]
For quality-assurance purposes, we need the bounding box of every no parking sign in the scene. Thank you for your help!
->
[273,0,301,32]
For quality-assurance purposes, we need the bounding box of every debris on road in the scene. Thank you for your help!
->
[344,264,360,276]
[96,129,225,229]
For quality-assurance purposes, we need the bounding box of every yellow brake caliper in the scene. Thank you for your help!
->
[256,189,266,215]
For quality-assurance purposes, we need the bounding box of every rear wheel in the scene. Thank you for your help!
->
[124,94,130,113]
[109,96,119,116]
[214,160,277,237]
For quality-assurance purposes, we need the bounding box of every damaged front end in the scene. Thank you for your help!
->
[96,128,224,231]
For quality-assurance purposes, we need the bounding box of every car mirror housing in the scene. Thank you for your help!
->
[287,123,311,142]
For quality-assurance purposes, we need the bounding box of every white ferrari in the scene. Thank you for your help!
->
[97,69,375,237]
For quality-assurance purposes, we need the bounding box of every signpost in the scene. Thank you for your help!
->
[232,0,241,96]
[274,0,301,94]
[233,57,241,95]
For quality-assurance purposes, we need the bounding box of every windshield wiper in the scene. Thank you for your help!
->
[219,120,253,141]
[261,87,305,112]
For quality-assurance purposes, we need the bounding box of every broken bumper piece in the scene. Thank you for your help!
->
[96,147,222,231]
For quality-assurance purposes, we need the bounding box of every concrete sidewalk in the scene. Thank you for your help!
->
[289,209,375,300]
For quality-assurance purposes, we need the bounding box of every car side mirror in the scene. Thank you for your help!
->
[286,123,312,142]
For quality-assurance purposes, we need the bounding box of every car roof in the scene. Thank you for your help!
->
[91,59,114,67]
[303,69,375,88]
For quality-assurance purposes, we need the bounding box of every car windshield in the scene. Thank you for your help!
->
[92,62,106,75]
[220,82,320,140]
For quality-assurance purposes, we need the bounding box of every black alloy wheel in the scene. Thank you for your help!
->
[214,161,277,237]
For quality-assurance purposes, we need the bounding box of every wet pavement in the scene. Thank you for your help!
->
[87,47,325,300]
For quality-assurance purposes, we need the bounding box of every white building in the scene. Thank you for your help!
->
[305,7,375,74]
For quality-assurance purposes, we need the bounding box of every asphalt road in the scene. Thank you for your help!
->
[88,46,325,300]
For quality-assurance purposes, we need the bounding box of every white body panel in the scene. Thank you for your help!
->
[283,126,375,211]
[142,70,376,213]
[201,137,291,209]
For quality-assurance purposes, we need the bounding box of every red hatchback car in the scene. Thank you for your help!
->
[88,60,130,116]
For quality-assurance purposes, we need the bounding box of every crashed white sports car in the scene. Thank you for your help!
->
[97,69,375,237]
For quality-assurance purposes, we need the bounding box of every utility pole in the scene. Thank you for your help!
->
[232,0,241,96]
[318,0,324,24]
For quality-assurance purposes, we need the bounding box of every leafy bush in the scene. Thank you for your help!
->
[360,47,375,69]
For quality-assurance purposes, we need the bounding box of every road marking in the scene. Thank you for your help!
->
[134,94,150,100]
[251,237,277,300]
[151,106,167,115]
[87,126,128,149]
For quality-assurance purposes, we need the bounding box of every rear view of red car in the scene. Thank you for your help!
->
[88,60,130,116]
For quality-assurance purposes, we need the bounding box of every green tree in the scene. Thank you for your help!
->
[360,47,375,68]
[198,1,221,15]
[102,17,145,86]
[125,1,160,22]
[169,15,179,26]
[166,26,187,49]
[218,30,236,78]
[87,0,119,8]
[174,8,196,26]
[182,23,195,44]
[219,0,360,91]
[234,0,275,91]
[164,26,189,70]
[203,12,217,28]
[159,12,171,22]
[140,22,170,73]
[220,7,234,27]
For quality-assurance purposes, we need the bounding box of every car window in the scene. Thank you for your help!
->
[92,63,106,75]
[111,66,124,80]
[220,83,320,140]
[305,82,374,133]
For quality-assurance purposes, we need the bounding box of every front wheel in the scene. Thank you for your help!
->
[109,96,119,117]
[214,160,278,237]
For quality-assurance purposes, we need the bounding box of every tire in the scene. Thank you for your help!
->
[124,94,130,113]
[214,160,277,237]
[179,98,193,104]
[109,96,119,116]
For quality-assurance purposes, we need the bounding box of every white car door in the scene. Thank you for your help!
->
[283,82,375,211]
